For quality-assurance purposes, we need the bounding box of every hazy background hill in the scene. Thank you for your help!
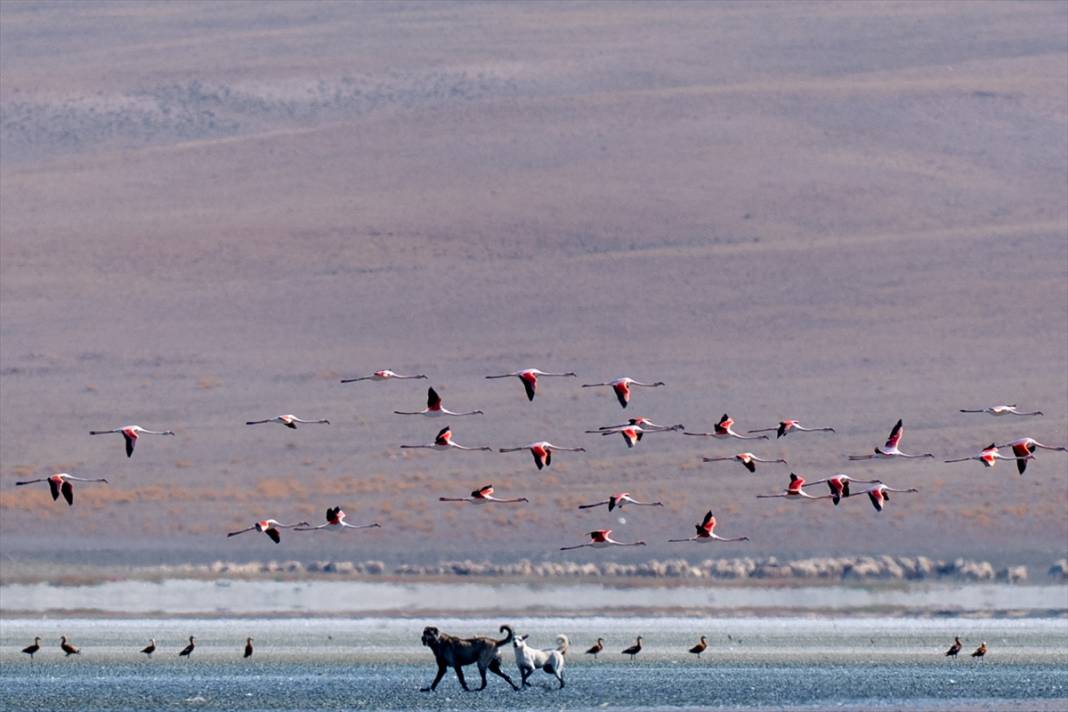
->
[1,0,1065,570]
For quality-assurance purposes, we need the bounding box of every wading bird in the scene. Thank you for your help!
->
[582,377,665,408]
[89,425,175,457]
[995,437,1068,475]
[179,636,195,658]
[801,475,882,505]
[945,637,962,657]
[294,507,381,532]
[850,484,919,512]
[685,414,768,441]
[944,443,1031,469]
[394,387,483,417]
[577,492,663,512]
[341,369,427,383]
[227,518,310,543]
[401,426,492,452]
[141,639,156,658]
[972,642,987,658]
[756,473,833,501]
[244,638,254,658]
[585,638,605,659]
[60,636,80,656]
[848,419,933,460]
[485,368,577,401]
[621,637,643,661]
[21,637,40,663]
[960,404,1042,417]
[702,452,787,473]
[245,414,329,429]
[668,510,749,543]
[15,473,108,506]
[560,530,646,551]
[588,424,678,448]
[748,420,836,438]
[439,484,528,504]
[689,636,708,657]
[498,441,585,470]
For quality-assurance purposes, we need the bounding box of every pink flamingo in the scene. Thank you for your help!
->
[577,492,663,511]
[227,518,310,543]
[295,507,381,531]
[560,529,646,551]
[581,377,665,408]
[756,473,834,501]
[586,424,677,448]
[960,404,1042,417]
[341,369,427,383]
[945,443,1032,469]
[394,387,483,417]
[401,426,492,452]
[849,419,934,460]
[89,425,175,457]
[995,437,1068,475]
[596,417,684,433]
[485,368,577,401]
[498,441,585,470]
[801,474,882,505]
[685,414,768,441]
[702,452,787,473]
[748,419,835,438]
[15,473,109,506]
[245,414,329,429]
[848,483,919,512]
[668,510,749,543]
[439,484,528,504]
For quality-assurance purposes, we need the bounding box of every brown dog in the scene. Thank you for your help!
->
[420,624,519,692]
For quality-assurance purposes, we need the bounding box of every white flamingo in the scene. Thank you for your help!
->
[581,377,665,408]
[944,443,1032,469]
[394,387,483,416]
[227,518,310,543]
[994,437,1068,475]
[560,529,646,550]
[439,484,528,504]
[577,492,663,511]
[587,424,677,448]
[485,368,577,401]
[684,414,768,441]
[596,417,684,433]
[800,475,882,505]
[295,506,381,531]
[702,452,787,473]
[15,473,109,506]
[959,404,1043,417]
[400,426,492,452]
[756,473,834,501]
[498,442,585,470]
[341,369,428,383]
[668,510,749,543]
[245,414,329,429]
[748,419,836,438]
[847,484,919,512]
[89,425,175,457]
[848,419,933,460]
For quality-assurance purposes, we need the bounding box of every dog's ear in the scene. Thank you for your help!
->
[521,635,529,641]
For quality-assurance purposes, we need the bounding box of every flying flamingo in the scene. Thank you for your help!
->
[848,483,919,512]
[89,425,175,457]
[801,475,882,505]
[577,492,663,512]
[485,368,577,401]
[581,377,665,408]
[498,442,585,470]
[756,473,834,501]
[748,420,836,438]
[685,414,768,441]
[16,473,109,506]
[227,518,310,543]
[960,404,1042,417]
[295,506,381,531]
[560,529,647,551]
[702,452,787,473]
[587,424,677,448]
[596,417,684,433]
[668,510,750,543]
[394,387,483,417]
[340,369,428,383]
[439,484,529,504]
[995,437,1068,475]
[944,443,1031,469]
[848,419,933,460]
[400,426,492,452]
[245,414,329,429]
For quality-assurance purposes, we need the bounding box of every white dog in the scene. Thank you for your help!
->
[513,634,568,689]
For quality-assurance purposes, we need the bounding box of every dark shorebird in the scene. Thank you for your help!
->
[244,637,254,659]
[141,639,156,657]
[21,637,41,663]
[688,636,708,657]
[945,637,962,657]
[179,636,196,658]
[584,638,604,659]
[621,636,643,661]
[60,636,80,656]
[971,642,987,658]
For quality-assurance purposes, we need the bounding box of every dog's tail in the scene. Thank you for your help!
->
[496,625,515,647]
[556,635,570,655]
